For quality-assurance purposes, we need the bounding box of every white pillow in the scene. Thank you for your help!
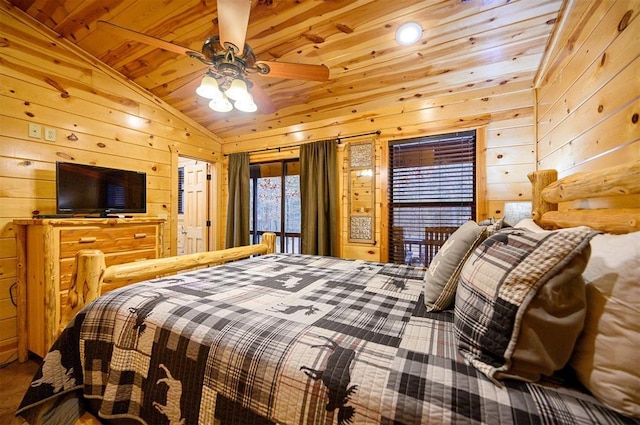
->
[569,231,640,418]
[513,218,546,233]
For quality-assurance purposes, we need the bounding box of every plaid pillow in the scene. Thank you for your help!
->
[454,226,597,383]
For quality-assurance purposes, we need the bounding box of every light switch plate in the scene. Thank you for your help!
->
[28,123,41,138]
[44,127,56,141]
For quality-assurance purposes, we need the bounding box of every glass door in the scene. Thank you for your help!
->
[250,160,301,253]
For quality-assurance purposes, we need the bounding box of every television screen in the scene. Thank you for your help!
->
[56,162,146,216]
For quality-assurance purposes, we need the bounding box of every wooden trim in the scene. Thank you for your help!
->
[475,126,488,222]
[170,150,179,257]
[534,0,573,88]
[380,141,390,262]
[13,217,167,226]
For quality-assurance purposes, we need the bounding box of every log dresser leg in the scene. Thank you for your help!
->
[15,224,28,363]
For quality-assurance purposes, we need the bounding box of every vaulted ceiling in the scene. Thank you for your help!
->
[7,0,565,141]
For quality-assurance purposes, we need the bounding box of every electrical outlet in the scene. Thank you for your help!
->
[28,123,41,138]
[44,127,56,142]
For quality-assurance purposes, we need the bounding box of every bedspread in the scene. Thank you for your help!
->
[17,254,638,424]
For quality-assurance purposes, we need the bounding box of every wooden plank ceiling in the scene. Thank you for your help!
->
[7,0,564,141]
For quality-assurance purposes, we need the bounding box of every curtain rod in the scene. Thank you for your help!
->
[336,130,382,143]
[224,130,381,156]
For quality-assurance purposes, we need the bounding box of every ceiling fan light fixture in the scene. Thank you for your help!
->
[209,94,233,112]
[99,2,330,117]
[196,74,221,99]
[234,93,257,112]
[225,78,250,101]
[395,22,423,46]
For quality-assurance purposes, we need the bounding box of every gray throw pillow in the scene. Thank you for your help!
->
[423,221,486,311]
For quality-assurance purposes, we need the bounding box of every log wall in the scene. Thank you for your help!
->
[535,0,640,210]
[0,5,223,363]
[221,74,537,262]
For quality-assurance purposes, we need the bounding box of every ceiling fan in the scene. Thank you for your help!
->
[97,0,330,114]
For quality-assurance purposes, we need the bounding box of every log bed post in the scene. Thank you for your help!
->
[59,232,277,336]
[261,232,276,254]
[528,169,558,225]
[60,249,106,333]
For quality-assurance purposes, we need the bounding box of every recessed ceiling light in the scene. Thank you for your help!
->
[395,22,423,46]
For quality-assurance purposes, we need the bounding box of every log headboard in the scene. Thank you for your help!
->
[528,159,640,234]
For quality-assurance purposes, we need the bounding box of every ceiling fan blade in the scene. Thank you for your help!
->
[249,83,276,114]
[256,61,330,82]
[217,0,251,55]
[96,21,203,59]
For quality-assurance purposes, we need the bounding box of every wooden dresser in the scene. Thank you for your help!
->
[14,218,165,360]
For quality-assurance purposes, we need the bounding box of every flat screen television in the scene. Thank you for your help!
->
[56,162,147,216]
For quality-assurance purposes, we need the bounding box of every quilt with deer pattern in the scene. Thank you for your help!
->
[17,254,638,424]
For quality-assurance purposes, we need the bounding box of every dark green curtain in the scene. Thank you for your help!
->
[225,152,250,248]
[300,139,338,256]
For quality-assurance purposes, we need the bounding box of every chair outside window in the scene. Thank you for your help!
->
[391,226,410,264]
[392,226,428,265]
[424,226,457,266]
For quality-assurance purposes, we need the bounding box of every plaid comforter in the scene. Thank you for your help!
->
[18,254,638,424]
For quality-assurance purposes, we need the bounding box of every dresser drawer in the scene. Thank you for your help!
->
[59,248,158,291]
[18,218,165,360]
[59,225,157,258]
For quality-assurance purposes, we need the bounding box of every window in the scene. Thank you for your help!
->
[388,130,476,266]
[250,160,301,253]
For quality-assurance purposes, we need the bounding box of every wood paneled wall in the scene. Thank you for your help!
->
[0,5,223,362]
[223,82,537,262]
[535,0,640,208]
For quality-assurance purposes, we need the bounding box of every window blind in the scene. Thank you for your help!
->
[388,130,476,266]
[177,167,185,214]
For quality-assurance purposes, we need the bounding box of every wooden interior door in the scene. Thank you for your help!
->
[183,162,208,254]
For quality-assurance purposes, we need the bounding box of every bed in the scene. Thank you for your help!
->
[16,160,640,424]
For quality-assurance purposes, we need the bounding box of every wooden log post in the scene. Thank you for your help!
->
[261,232,276,254]
[15,224,28,362]
[42,225,58,356]
[59,250,106,336]
[528,169,558,226]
